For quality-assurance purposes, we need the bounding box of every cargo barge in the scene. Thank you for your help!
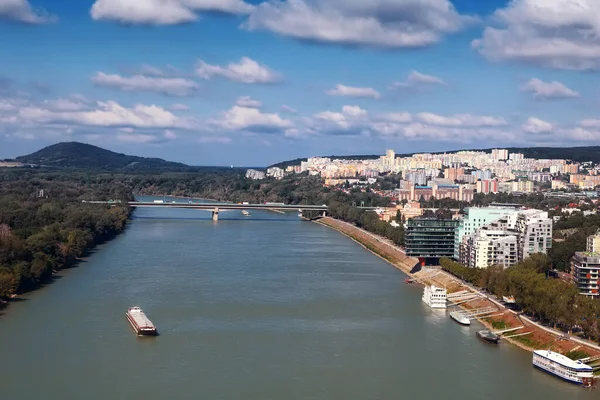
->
[126,307,158,336]
[477,329,500,344]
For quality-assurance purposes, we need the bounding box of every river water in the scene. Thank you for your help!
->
[0,203,596,399]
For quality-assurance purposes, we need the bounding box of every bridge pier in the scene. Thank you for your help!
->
[212,208,219,221]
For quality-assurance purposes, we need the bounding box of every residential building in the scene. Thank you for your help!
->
[266,167,285,179]
[458,209,552,268]
[454,206,520,259]
[476,179,498,194]
[406,218,459,263]
[245,169,266,180]
[491,149,509,160]
[571,232,600,298]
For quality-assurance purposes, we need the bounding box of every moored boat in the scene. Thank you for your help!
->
[450,310,471,325]
[422,285,447,309]
[242,210,250,216]
[126,307,158,336]
[532,350,593,387]
[477,329,500,344]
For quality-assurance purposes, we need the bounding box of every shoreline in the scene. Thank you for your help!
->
[314,217,600,362]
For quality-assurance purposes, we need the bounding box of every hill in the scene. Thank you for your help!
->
[16,142,193,171]
[271,146,600,168]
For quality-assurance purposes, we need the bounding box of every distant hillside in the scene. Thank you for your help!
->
[16,142,193,171]
[271,146,600,168]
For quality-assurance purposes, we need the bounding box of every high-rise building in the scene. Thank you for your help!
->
[458,209,552,268]
[571,232,600,298]
[491,149,509,160]
[406,218,459,264]
[454,206,519,259]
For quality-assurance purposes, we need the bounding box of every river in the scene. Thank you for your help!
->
[0,203,596,399]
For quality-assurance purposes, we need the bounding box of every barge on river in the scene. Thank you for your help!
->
[476,330,500,344]
[126,307,158,336]
[532,350,593,388]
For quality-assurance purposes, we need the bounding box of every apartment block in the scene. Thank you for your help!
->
[458,209,552,269]
[571,232,600,298]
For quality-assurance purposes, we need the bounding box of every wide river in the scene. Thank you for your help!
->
[0,202,596,399]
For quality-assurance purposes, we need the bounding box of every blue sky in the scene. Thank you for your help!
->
[0,0,599,166]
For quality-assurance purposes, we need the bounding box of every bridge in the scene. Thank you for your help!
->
[87,201,369,221]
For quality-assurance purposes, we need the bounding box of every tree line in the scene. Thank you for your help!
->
[0,170,131,300]
[440,256,600,342]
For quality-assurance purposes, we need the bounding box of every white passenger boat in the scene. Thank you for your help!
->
[449,310,471,325]
[532,350,594,387]
[422,285,447,309]
[242,210,250,216]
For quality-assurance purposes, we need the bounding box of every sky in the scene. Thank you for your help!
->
[0,0,599,166]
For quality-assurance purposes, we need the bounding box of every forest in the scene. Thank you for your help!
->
[0,170,131,300]
[440,256,600,342]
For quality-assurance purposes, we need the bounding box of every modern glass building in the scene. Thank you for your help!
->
[406,218,459,263]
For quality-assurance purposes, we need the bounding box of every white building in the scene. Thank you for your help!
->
[266,167,285,179]
[422,285,447,309]
[459,209,552,269]
[245,169,266,180]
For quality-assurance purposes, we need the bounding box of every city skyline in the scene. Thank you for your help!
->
[1,0,600,165]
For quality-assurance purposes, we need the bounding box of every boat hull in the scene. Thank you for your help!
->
[126,312,158,336]
[476,330,500,344]
[450,311,470,325]
[533,364,591,387]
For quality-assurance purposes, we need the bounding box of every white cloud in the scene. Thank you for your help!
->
[391,70,446,89]
[416,112,507,127]
[564,127,600,141]
[171,103,190,111]
[326,84,381,99]
[236,96,262,108]
[15,100,190,129]
[473,0,600,71]
[521,78,580,100]
[0,0,55,24]
[196,57,280,84]
[92,72,199,96]
[198,136,232,144]
[281,105,297,114]
[117,133,159,143]
[580,119,600,129]
[211,105,293,132]
[41,98,90,112]
[522,117,553,133]
[310,105,370,135]
[244,0,474,48]
[164,129,177,139]
[377,112,412,123]
[90,0,253,25]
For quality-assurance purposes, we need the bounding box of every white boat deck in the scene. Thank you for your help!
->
[128,308,155,329]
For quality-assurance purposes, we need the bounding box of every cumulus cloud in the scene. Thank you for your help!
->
[521,78,580,100]
[522,117,553,133]
[281,105,297,114]
[0,0,55,24]
[390,70,446,89]
[13,100,191,129]
[90,0,253,25]
[171,103,190,111]
[416,112,507,127]
[198,136,232,144]
[326,84,382,99]
[473,0,600,71]
[580,119,600,129]
[196,57,280,84]
[236,96,262,108]
[92,72,199,96]
[244,0,474,48]
[309,105,370,135]
[210,105,293,132]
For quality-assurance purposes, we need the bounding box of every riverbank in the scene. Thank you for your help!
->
[315,217,600,361]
